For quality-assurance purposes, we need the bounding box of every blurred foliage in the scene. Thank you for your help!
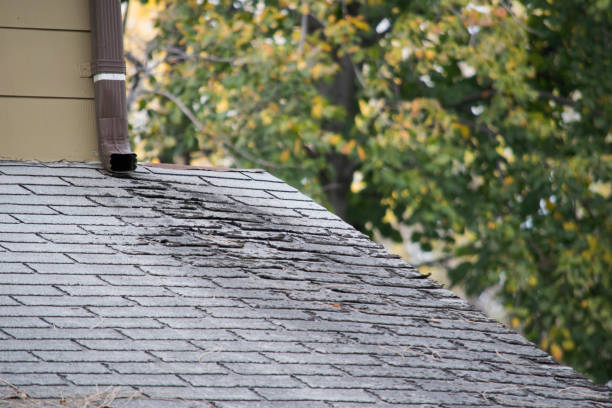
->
[129,0,611,382]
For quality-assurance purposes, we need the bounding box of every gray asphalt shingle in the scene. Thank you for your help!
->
[0,160,610,407]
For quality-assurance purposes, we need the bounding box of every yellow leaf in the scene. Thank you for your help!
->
[311,63,324,79]
[589,181,611,198]
[503,176,514,186]
[293,139,302,155]
[563,222,577,231]
[260,111,273,125]
[216,98,229,114]
[457,124,470,138]
[528,276,537,287]
[280,150,290,163]
[496,146,515,163]
[351,19,370,31]
[464,150,475,165]
[550,343,563,361]
[511,317,520,328]
[357,145,367,161]
[311,96,324,119]
[330,134,342,146]
[562,339,575,351]
[587,235,597,249]
[411,100,421,116]
[425,49,435,60]
[382,208,398,225]
[358,99,371,117]
[341,139,356,155]
[540,336,548,350]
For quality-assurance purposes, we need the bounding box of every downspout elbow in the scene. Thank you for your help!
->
[90,0,136,172]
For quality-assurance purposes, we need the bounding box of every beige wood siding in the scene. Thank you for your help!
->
[0,29,93,98]
[0,97,98,162]
[0,0,90,31]
[0,0,98,162]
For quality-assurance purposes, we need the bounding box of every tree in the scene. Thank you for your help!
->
[127,0,611,383]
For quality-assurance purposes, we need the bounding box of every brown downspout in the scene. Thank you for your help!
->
[89,0,137,172]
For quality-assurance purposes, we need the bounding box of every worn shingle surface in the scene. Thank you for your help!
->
[0,160,610,407]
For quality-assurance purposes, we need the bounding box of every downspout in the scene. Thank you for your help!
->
[89,0,137,172]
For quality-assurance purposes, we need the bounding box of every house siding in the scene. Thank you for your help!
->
[0,0,98,162]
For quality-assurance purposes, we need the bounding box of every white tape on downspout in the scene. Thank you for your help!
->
[93,73,126,82]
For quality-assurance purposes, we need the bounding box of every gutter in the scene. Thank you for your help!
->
[89,0,137,172]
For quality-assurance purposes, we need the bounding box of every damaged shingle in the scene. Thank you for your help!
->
[0,160,610,407]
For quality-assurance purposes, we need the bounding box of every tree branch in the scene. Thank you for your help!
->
[500,1,545,37]
[350,58,366,88]
[412,255,454,268]
[166,46,236,64]
[526,236,556,274]
[121,0,130,34]
[298,12,308,55]
[142,89,294,170]
[458,117,497,138]
[536,90,575,107]
[149,89,206,131]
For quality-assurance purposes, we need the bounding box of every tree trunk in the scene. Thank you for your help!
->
[317,54,358,219]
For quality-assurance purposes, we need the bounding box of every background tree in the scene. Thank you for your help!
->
[127,0,611,383]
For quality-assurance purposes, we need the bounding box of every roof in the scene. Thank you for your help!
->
[0,160,610,408]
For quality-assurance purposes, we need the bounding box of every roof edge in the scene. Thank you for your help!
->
[141,162,264,173]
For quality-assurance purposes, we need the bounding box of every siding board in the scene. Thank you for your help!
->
[0,0,90,31]
[0,28,93,98]
[0,97,98,162]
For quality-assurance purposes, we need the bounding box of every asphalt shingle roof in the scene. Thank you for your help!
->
[0,160,610,407]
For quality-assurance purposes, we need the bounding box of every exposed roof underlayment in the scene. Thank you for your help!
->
[0,160,610,407]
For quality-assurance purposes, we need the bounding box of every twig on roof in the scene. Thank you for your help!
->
[0,378,29,400]
[495,349,518,365]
